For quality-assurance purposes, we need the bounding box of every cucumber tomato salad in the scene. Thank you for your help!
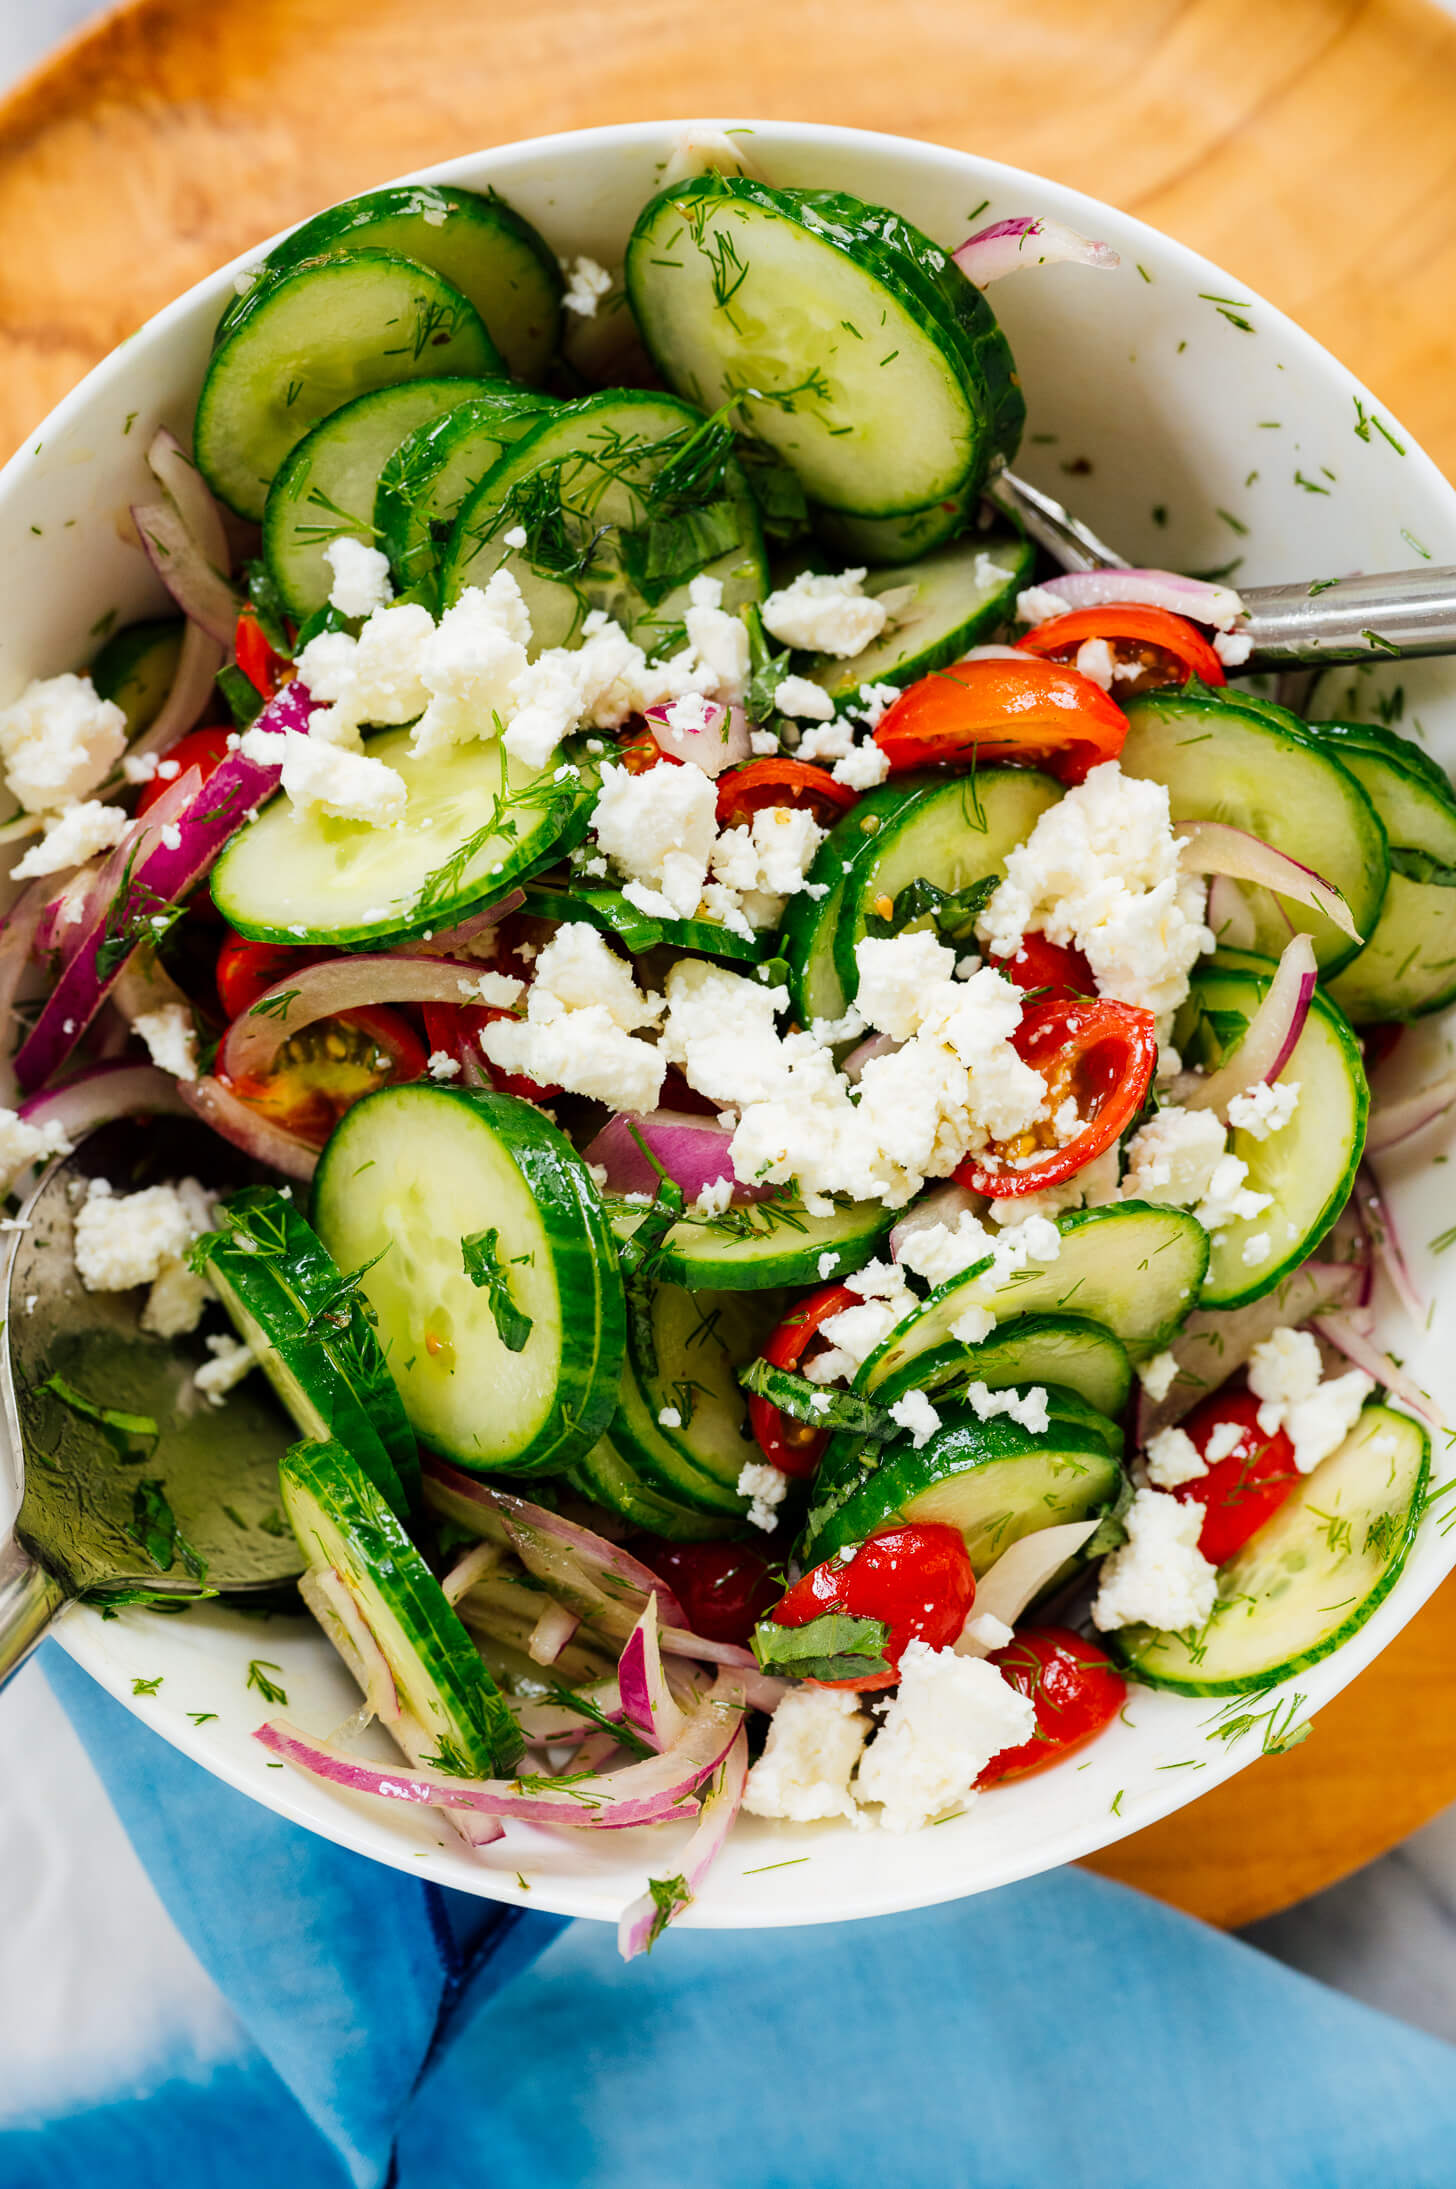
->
[3,161,1451,1951]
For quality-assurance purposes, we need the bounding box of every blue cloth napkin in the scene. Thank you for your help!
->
[14,1644,1456,2189]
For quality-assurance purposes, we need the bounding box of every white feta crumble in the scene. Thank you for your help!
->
[478,925,664,1113]
[411,575,530,755]
[1121,1105,1228,1208]
[683,574,749,700]
[795,714,854,763]
[11,797,129,879]
[1074,637,1117,692]
[888,1389,942,1449]
[1205,1419,1246,1464]
[1213,628,1254,667]
[133,1001,198,1082]
[0,1108,71,1191]
[462,969,528,1011]
[749,729,782,757]
[194,1332,257,1406]
[240,726,406,829]
[560,254,613,317]
[896,1208,996,1289]
[963,1381,1051,1434]
[1091,1486,1218,1633]
[1143,1424,1208,1488]
[816,1251,841,1280]
[742,1686,870,1823]
[74,1175,215,1337]
[1194,1151,1271,1238]
[960,1611,1014,1654]
[1246,1326,1373,1473]
[658,1406,683,1429]
[737,1459,788,1532]
[761,568,887,658]
[295,601,435,746]
[0,673,127,813]
[324,536,394,620]
[854,1642,1036,1833]
[849,682,900,732]
[1136,1349,1180,1404]
[1226,1078,1300,1142]
[690,1176,734,1218]
[521,922,661,1033]
[950,1305,997,1346]
[772,674,836,723]
[591,757,719,919]
[427,1049,462,1082]
[709,804,825,901]
[831,738,891,790]
[1241,1231,1272,1267]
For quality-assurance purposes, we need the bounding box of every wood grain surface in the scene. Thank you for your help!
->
[3,0,1455,1927]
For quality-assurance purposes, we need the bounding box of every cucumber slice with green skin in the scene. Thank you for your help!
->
[626,175,1024,518]
[630,1282,782,1495]
[195,250,501,522]
[1108,1402,1427,1695]
[569,1435,744,1542]
[859,1204,1210,1392]
[375,389,560,600]
[832,764,1061,1002]
[810,494,970,569]
[519,880,771,964]
[90,616,184,736]
[439,390,767,654]
[780,782,917,1027]
[868,1312,1133,1421]
[280,1437,522,1773]
[1307,720,1456,1021]
[611,1346,750,1516]
[798,1393,1124,1570]
[312,1086,625,1476]
[221,184,563,382]
[740,1358,888,1434]
[804,534,1033,706]
[1119,687,1388,976]
[1177,953,1367,1308]
[191,1186,417,1515]
[210,728,588,948]
[612,1191,894,1291]
[263,377,505,620]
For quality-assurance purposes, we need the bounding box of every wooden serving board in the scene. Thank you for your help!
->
[3,0,1456,1927]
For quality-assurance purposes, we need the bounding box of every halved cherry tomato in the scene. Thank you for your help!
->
[771,1524,975,1690]
[1016,604,1226,695]
[1004,932,1096,1001]
[977,1626,1127,1785]
[235,606,293,702]
[136,726,233,817]
[630,1538,779,1647]
[956,996,1158,1198]
[215,931,321,1018]
[227,1001,427,1148]
[614,720,682,775]
[715,758,858,830]
[873,656,1127,785]
[747,1281,862,1478]
[420,915,563,1102]
[1170,1382,1301,1567]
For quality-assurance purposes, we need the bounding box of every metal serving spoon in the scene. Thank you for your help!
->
[990,468,1456,669]
[0,1112,302,1690]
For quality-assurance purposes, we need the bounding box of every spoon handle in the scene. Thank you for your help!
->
[0,1532,68,1690]
[1236,568,1456,666]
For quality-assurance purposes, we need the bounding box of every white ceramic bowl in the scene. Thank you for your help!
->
[6,119,1455,1934]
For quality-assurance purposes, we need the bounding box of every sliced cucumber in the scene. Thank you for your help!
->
[192,1186,417,1515]
[869,1312,1132,1420]
[630,1281,780,1493]
[375,389,559,600]
[569,1433,744,1541]
[804,534,1032,705]
[1119,687,1387,976]
[222,184,563,382]
[810,494,969,569]
[519,879,770,965]
[859,1203,1209,1392]
[833,764,1061,1001]
[280,1437,522,1773]
[210,728,588,947]
[262,377,502,619]
[1109,1402,1427,1694]
[312,1086,625,1476]
[1177,952,1367,1307]
[799,1391,1124,1570]
[626,176,1023,517]
[780,781,916,1027]
[195,251,500,522]
[90,616,185,736]
[612,1190,893,1291]
[439,390,766,654]
[613,1348,751,1517]
[1308,720,1456,1021]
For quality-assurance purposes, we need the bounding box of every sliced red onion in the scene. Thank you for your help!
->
[1353,1167,1423,1326]
[33,865,101,968]
[618,1725,749,1961]
[889,1181,985,1264]
[618,1597,688,1753]
[953,216,1119,289]
[1178,821,1361,944]
[120,622,226,774]
[956,644,1028,664]
[306,1568,401,1724]
[842,1030,899,1085]
[527,1599,582,1666]
[147,427,233,583]
[658,1629,785,1712]
[1366,1071,1456,1155]
[440,1541,505,1606]
[1137,1257,1362,1440]
[0,874,74,1102]
[1310,1311,1442,1429]
[132,498,241,647]
[220,954,483,1083]
[178,1074,318,1182]
[584,1108,765,1207]
[255,1669,746,1829]
[1174,933,1317,1115]
[644,698,751,777]
[954,1520,1101,1655]
[393,891,526,959]
[17,1061,192,1140]
[1205,872,1256,952]
[1017,568,1244,632]
[111,950,192,1033]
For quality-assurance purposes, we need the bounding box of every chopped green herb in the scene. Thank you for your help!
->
[245,1659,288,1706]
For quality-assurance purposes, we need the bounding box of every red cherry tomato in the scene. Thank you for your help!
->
[614,720,683,775]
[715,758,858,830]
[772,1524,976,1690]
[215,931,322,1018]
[136,726,233,817]
[873,656,1127,786]
[1016,604,1226,694]
[1003,932,1096,1001]
[747,1282,863,1479]
[956,996,1158,1199]
[1170,1382,1301,1567]
[977,1626,1127,1785]
[235,606,293,701]
[630,1538,779,1647]
[227,1001,428,1149]
[420,998,564,1104]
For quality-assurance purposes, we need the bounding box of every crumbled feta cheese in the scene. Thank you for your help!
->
[0,1107,71,1191]
[1074,637,1117,692]
[762,568,887,658]
[1143,1424,1208,1488]
[888,1389,942,1448]
[1213,627,1253,667]
[743,1686,870,1823]
[591,758,719,920]
[133,1001,198,1081]
[462,969,527,1011]
[411,575,531,756]
[796,714,854,763]
[831,738,891,791]
[709,804,825,900]
[526,923,662,1033]
[1248,1325,1322,1413]
[140,1255,213,1340]
[1136,1349,1180,1404]
[194,1332,257,1406]
[427,1049,462,1081]
[1091,1486,1218,1632]
[560,254,613,317]
[241,726,406,829]
[772,674,836,723]
[658,1406,683,1429]
[1122,1105,1228,1208]
[478,925,664,1113]
[690,1175,734,1217]
[960,1611,1015,1654]
[1241,1231,1272,1267]
[849,682,900,731]
[749,728,781,757]
[74,1175,214,1337]
[811,1260,919,1381]
[737,1459,788,1532]
[896,1209,996,1289]
[855,1642,1036,1832]
[296,602,435,746]
[963,1380,1051,1434]
[1194,1151,1271,1237]
[1205,1419,1246,1464]
[0,673,127,813]
[123,750,160,785]
[951,1305,997,1346]
[1016,584,1075,628]
[683,574,749,701]
[816,1251,841,1282]
[324,536,394,620]
[1247,1326,1373,1472]
[855,930,956,1040]
[1226,1078,1300,1142]
[11,797,129,879]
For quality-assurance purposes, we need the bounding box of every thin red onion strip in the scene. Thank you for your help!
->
[1177,820,1362,943]
[308,1568,401,1725]
[1175,933,1317,1115]
[17,1061,192,1139]
[221,955,488,1083]
[617,1597,687,1754]
[178,1075,318,1182]
[132,498,242,647]
[644,698,751,778]
[0,874,72,1101]
[617,1725,749,1962]
[952,216,1119,288]
[1353,1167,1424,1326]
[583,1108,765,1207]
[393,890,526,959]
[120,622,226,773]
[1311,1312,1443,1430]
[1206,872,1257,952]
[440,1541,504,1606]
[1367,1072,1456,1155]
[954,1521,1101,1655]
[527,1600,582,1666]
[147,426,233,584]
[1017,567,1244,631]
